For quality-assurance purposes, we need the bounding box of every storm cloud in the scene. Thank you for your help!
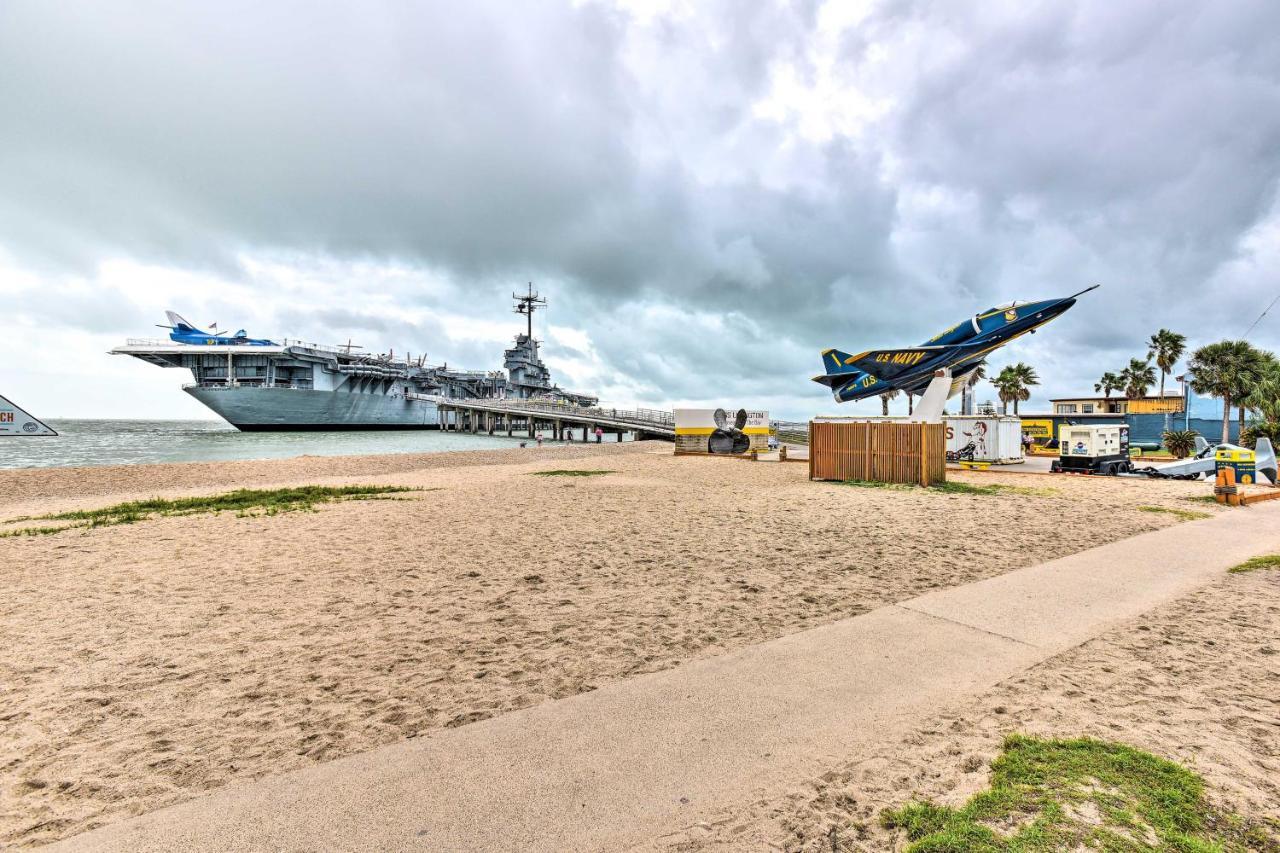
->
[2,0,1279,418]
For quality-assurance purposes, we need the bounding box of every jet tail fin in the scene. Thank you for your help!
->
[163,310,204,334]
[820,349,860,375]
[1255,437,1277,485]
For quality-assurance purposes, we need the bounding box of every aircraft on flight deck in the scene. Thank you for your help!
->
[813,285,1098,403]
[159,311,276,346]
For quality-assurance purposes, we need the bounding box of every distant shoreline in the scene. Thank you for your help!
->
[2,418,629,471]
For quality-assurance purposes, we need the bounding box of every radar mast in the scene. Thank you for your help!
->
[513,282,546,341]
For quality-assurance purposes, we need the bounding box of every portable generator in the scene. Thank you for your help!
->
[1051,424,1132,475]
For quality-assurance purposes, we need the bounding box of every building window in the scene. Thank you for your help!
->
[1082,403,1094,413]
[1055,404,1076,414]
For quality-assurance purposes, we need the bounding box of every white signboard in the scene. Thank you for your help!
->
[674,408,769,454]
[0,394,57,436]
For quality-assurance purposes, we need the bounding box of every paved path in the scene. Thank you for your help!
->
[59,504,1280,852]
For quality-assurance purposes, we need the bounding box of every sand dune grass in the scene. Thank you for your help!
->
[1,486,417,537]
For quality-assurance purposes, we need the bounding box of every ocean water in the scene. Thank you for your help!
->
[0,420,572,469]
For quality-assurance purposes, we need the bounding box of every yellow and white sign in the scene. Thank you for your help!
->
[674,408,769,454]
[1021,418,1054,441]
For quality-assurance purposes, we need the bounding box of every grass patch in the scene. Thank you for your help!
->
[0,525,74,539]
[1228,554,1280,574]
[0,485,419,536]
[882,734,1276,852]
[529,469,615,477]
[1184,495,1220,504]
[836,478,912,490]
[837,480,1058,497]
[1138,505,1212,521]
[934,482,1060,498]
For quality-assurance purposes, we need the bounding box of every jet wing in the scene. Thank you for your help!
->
[851,340,998,380]
[839,346,948,381]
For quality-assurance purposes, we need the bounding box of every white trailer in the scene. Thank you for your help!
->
[944,416,1025,464]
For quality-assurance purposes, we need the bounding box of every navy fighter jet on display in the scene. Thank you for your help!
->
[814,285,1098,403]
[159,311,276,346]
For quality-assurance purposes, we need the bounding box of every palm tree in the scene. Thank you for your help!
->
[961,361,987,413]
[1013,362,1039,415]
[992,362,1039,416]
[1242,353,1280,439]
[1188,340,1269,443]
[1244,357,1280,423]
[1146,329,1187,398]
[992,369,1017,415]
[1119,358,1157,399]
[1094,371,1123,399]
[879,388,900,416]
[1227,347,1272,435]
[1161,429,1199,459]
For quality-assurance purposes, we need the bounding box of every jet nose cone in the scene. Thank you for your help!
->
[1044,297,1075,316]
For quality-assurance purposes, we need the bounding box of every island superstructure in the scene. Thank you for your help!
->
[111,287,597,430]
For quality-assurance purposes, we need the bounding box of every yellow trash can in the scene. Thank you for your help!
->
[1216,447,1256,484]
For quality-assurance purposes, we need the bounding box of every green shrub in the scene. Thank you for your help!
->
[1239,420,1280,450]
[1161,429,1199,459]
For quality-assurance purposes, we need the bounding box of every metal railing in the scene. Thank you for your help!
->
[438,397,675,428]
[123,337,292,349]
[279,338,348,354]
[182,381,314,390]
[772,420,810,445]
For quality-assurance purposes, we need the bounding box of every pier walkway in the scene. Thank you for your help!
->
[432,397,675,441]
[56,503,1280,852]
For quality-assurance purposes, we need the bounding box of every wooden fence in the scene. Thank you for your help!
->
[809,421,947,486]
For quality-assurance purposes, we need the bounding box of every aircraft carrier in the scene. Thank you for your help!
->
[111,288,597,431]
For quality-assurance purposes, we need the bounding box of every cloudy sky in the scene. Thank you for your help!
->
[3,0,1279,421]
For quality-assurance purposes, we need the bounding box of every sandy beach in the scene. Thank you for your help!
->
[0,442,1250,846]
[678,565,1280,851]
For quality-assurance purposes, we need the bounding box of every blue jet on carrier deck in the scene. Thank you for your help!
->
[159,311,276,346]
[814,285,1098,405]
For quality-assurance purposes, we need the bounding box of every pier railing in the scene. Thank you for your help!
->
[434,396,676,438]
[772,420,811,445]
[456,398,675,427]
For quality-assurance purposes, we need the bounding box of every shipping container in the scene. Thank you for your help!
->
[944,416,1025,463]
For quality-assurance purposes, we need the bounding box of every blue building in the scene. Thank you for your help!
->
[1025,389,1241,449]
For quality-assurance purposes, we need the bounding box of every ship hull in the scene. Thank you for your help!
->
[186,386,441,431]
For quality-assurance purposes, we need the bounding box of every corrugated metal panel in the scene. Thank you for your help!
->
[1126,413,1240,446]
[1127,398,1185,414]
[945,416,1025,463]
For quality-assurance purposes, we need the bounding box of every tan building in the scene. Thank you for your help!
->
[1050,391,1184,416]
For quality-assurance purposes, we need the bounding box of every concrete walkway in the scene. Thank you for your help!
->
[59,504,1280,852]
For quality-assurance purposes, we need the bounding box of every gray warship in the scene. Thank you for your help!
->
[112,287,597,430]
